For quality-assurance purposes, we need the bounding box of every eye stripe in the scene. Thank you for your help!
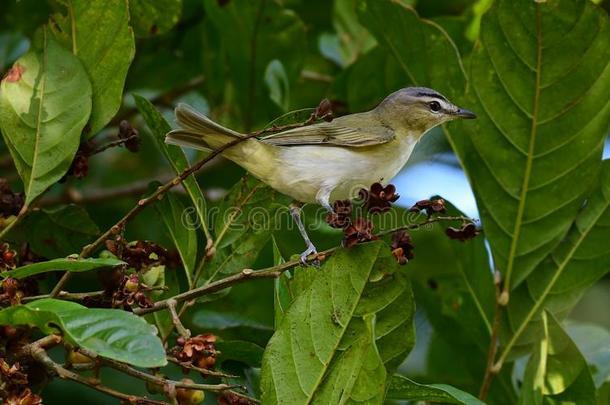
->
[415,91,448,102]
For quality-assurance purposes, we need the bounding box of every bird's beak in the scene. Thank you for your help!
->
[454,108,477,119]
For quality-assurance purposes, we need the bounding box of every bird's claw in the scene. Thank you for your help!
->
[300,245,320,267]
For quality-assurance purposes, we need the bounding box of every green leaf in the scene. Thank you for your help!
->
[519,311,596,404]
[358,0,466,106]
[360,0,610,290]
[260,242,415,404]
[1,257,125,279]
[18,204,99,258]
[386,374,485,404]
[0,298,166,368]
[407,202,494,350]
[150,184,197,287]
[135,94,210,241]
[463,0,610,289]
[50,0,135,135]
[216,340,264,368]
[0,34,92,206]
[202,0,306,130]
[129,0,182,38]
[565,321,610,388]
[506,161,610,355]
[264,59,290,111]
[205,176,290,282]
[271,236,290,328]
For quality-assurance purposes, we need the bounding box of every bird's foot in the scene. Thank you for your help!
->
[300,244,320,267]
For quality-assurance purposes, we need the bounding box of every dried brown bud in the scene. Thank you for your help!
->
[445,223,480,242]
[343,218,377,248]
[390,231,414,265]
[314,98,333,121]
[359,183,400,214]
[171,334,218,373]
[409,198,446,216]
[218,391,251,405]
[119,120,140,153]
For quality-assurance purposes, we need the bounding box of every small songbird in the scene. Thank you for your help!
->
[166,87,476,262]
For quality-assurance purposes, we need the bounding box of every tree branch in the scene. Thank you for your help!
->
[20,336,167,405]
[134,215,471,316]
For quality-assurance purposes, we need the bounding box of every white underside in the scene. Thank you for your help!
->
[240,131,420,205]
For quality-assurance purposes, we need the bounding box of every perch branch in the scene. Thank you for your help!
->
[134,215,471,315]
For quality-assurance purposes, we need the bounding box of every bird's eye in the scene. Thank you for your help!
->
[429,101,441,112]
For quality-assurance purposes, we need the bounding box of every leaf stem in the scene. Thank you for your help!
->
[478,271,503,400]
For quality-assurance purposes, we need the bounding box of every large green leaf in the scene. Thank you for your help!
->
[0,34,92,206]
[0,298,166,368]
[50,0,135,135]
[463,0,610,289]
[1,257,125,279]
[359,0,610,290]
[151,184,197,287]
[505,161,610,356]
[386,374,485,405]
[17,204,100,258]
[519,311,596,404]
[129,0,182,38]
[134,94,210,241]
[260,242,414,404]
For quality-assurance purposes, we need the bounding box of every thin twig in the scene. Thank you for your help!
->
[89,135,139,155]
[167,299,191,339]
[166,357,238,379]
[478,271,503,400]
[37,175,175,207]
[77,348,242,393]
[22,290,106,303]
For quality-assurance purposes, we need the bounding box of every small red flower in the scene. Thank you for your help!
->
[172,334,218,373]
[359,183,400,214]
[446,223,480,242]
[409,198,446,216]
[343,218,377,248]
[390,231,414,265]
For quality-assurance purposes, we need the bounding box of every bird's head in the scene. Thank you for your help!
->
[377,87,476,134]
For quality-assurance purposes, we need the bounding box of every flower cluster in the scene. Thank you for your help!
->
[111,274,153,309]
[390,231,415,265]
[359,183,400,213]
[171,334,218,373]
[0,359,42,405]
[343,218,378,248]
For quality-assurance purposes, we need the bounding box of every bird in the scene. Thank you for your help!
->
[165,87,476,263]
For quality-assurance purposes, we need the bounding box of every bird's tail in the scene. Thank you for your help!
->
[165,103,244,151]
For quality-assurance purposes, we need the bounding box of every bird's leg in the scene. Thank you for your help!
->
[289,202,318,265]
[316,186,334,214]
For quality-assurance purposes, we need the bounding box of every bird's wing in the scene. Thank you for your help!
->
[260,114,395,147]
